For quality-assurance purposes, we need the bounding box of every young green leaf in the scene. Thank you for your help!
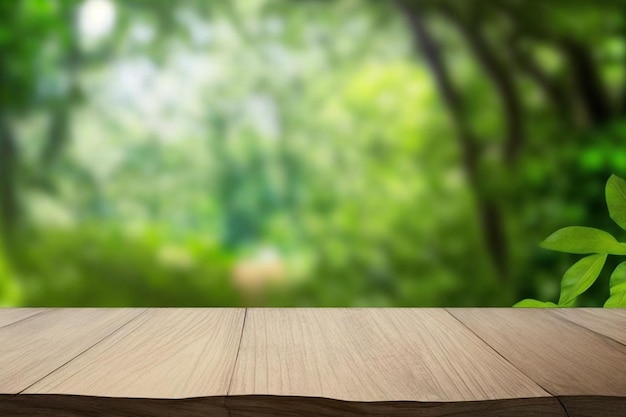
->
[606,174,626,231]
[514,299,558,308]
[540,226,626,254]
[558,253,607,306]
[605,283,626,307]
[610,261,626,288]
[605,261,626,307]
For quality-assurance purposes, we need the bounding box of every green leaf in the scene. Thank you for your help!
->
[559,253,607,306]
[610,261,626,288]
[606,174,626,231]
[605,283,626,307]
[514,299,558,308]
[605,262,626,308]
[540,226,626,255]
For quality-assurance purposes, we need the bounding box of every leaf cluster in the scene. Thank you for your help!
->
[516,175,626,307]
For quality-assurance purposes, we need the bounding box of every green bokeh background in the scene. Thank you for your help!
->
[1,0,626,307]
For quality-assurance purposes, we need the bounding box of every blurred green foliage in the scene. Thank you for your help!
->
[1,0,626,306]
[16,225,237,306]
[0,239,21,306]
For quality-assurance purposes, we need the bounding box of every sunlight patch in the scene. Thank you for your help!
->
[78,0,116,42]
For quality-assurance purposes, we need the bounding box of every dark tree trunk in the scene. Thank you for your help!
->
[560,39,612,126]
[40,4,80,170]
[398,2,479,173]
[0,115,19,244]
[439,8,525,164]
[398,1,509,280]
[40,104,70,170]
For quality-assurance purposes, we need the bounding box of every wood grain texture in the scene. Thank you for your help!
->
[554,308,626,345]
[1,308,625,416]
[0,308,44,328]
[229,308,549,402]
[447,308,626,396]
[25,308,245,398]
[0,308,142,394]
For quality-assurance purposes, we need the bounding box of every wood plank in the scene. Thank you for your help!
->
[0,308,142,394]
[25,308,245,399]
[0,394,228,417]
[447,308,626,397]
[554,308,626,345]
[0,308,44,328]
[0,394,566,417]
[224,395,566,417]
[559,396,626,417]
[229,308,550,402]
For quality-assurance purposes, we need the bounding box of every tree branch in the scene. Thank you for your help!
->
[397,1,479,176]
[507,37,575,123]
[439,5,525,163]
[495,2,612,127]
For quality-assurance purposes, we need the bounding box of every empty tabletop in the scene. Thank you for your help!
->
[0,308,624,416]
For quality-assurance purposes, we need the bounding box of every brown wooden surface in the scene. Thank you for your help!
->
[24,308,245,398]
[0,308,143,394]
[0,308,624,416]
[554,308,626,345]
[229,308,547,401]
[0,308,43,329]
[447,308,626,397]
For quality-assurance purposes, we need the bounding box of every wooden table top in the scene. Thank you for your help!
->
[0,308,625,416]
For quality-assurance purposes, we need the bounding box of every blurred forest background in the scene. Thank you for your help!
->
[1,0,626,307]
